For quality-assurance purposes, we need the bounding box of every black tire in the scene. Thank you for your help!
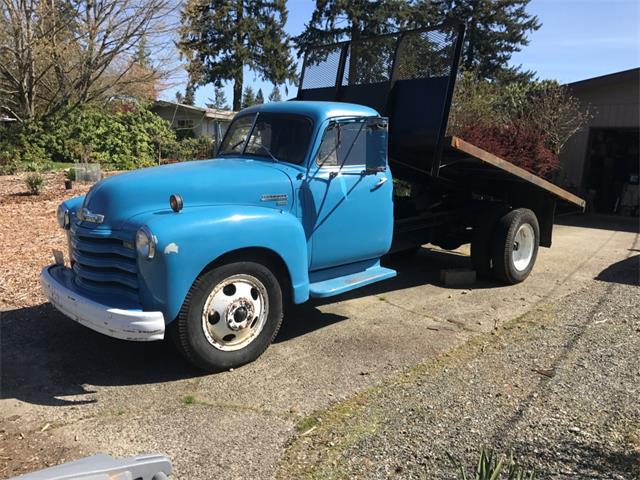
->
[491,208,540,284]
[471,206,510,277]
[173,261,283,372]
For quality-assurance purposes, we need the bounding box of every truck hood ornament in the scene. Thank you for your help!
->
[78,207,104,224]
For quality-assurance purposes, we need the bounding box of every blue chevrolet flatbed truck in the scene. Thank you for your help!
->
[41,22,585,371]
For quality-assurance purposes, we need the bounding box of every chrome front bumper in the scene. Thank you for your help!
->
[41,265,165,341]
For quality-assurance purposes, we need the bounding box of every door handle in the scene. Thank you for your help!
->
[371,176,387,191]
[374,177,387,187]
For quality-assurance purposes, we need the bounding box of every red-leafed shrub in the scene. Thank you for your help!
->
[448,73,591,178]
[457,122,559,177]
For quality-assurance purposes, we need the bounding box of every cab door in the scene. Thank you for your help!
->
[303,117,394,270]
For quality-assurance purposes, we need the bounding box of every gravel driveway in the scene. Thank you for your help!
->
[279,238,640,479]
[0,188,637,480]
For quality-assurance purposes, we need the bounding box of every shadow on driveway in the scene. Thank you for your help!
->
[0,301,345,407]
[0,247,520,408]
[2,244,636,408]
[595,254,639,286]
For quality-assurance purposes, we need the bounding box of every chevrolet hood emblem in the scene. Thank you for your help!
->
[78,207,104,224]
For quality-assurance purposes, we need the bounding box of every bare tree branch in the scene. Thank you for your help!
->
[0,0,179,122]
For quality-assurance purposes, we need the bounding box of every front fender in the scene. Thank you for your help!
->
[131,205,310,323]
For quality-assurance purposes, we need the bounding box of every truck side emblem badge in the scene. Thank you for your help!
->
[261,194,288,203]
[78,208,104,224]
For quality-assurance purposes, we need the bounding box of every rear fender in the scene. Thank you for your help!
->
[133,205,310,322]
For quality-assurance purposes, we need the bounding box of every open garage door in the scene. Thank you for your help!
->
[584,127,639,215]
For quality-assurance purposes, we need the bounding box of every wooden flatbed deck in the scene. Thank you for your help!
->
[443,136,586,211]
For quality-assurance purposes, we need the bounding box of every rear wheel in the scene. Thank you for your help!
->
[491,208,539,284]
[173,261,283,372]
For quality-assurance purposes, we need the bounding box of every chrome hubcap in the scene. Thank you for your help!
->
[201,274,268,351]
[512,223,535,271]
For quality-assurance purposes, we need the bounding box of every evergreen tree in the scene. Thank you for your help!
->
[255,88,265,104]
[295,1,436,84]
[184,83,196,105]
[207,86,229,109]
[241,85,257,108]
[430,0,540,81]
[175,91,184,103]
[295,0,422,50]
[135,33,152,68]
[297,0,540,83]
[268,85,282,102]
[179,0,297,111]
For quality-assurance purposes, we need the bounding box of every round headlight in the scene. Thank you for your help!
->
[57,204,70,229]
[135,226,157,260]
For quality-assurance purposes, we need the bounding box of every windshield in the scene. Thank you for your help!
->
[218,113,313,165]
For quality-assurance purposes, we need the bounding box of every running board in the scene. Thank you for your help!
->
[309,260,396,298]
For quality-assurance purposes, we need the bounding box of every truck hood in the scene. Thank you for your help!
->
[80,158,294,230]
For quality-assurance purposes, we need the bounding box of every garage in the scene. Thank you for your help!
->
[558,68,639,215]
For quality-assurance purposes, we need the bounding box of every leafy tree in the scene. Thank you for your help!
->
[255,88,265,104]
[179,0,297,111]
[0,0,174,122]
[418,0,541,81]
[241,86,257,108]
[268,85,282,102]
[207,86,229,109]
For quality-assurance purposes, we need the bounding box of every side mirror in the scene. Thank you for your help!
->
[365,117,388,174]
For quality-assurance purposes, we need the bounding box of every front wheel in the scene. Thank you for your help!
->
[491,208,540,284]
[173,261,283,372]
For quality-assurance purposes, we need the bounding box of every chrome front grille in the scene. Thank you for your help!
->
[70,226,139,302]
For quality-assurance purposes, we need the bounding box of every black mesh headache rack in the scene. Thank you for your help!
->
[297,20,585,213]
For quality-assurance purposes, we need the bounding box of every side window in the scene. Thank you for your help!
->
[316,120,367,167]
[317,125,339,167]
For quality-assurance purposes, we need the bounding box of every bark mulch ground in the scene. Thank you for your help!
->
[0,172,92,310]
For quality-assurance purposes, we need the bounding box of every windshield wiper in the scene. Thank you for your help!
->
[224,138,246,153]
[258,144,280,163]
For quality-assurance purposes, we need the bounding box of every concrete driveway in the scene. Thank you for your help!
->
[0,215,637,479]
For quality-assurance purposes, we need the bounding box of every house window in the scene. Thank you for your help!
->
[177,119,194,129]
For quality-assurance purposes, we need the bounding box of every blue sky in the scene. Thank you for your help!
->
[163,0,640,107]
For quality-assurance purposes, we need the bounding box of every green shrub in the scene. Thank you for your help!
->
[448,72,590,176]
[448,448,536,480]
[66,167,76,181]
[0,149,20,175]
[161,136,215,163]
[23,161,40,172]
[21,141,48,165]
[1,104,177,171]
[25,172,45,195]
